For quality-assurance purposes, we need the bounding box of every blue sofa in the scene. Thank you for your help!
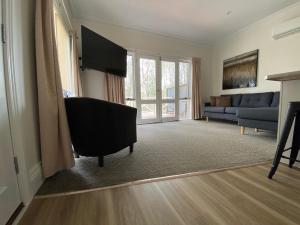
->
[204,92,279,134]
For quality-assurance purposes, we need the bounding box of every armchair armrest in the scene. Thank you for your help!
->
[108,103,137,151]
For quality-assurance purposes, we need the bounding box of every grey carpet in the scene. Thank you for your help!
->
[37,120,277,195]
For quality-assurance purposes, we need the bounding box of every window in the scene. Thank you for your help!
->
[125,54,136,107]
[53,7,73,96]
[179,61,192,120]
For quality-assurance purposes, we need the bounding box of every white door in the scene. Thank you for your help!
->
[136,55,161,124]
[161,59,179,122]
[0,1,22,223]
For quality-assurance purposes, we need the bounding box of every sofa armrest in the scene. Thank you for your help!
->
[109,103,137,149]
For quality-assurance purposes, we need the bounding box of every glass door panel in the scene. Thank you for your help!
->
[137,56,160,124]
[161,60,178,121]
[179,61,192,120]
[161,61,175,100]
[141,104,157,119]
[162,103,176,118]
[140,58,156,100]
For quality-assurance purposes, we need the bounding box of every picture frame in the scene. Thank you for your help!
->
[222,50,259,90]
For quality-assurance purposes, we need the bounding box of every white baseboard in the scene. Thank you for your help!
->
[12,204,28,225]
[29,162,44,195]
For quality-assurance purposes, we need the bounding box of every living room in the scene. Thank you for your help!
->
[1,0,300,225]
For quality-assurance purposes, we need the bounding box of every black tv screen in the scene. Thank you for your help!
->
[81,26,127,77]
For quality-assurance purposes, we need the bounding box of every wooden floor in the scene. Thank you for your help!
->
[18,163,300,225]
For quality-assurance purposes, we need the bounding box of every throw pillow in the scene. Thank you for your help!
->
[216,96,231,107]
[210,96,217,106]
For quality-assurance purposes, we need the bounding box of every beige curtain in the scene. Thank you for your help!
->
[105,73,125,104]
[70,32,83,97]
[35,0,74,177]
[192,57,202,120]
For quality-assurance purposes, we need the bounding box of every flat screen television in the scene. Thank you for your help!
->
[81,26,127,77]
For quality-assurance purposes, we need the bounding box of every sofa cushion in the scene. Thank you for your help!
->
[216,96,231,107]
[231,94,242,107]
[237,107,279,122]
[210,96,217,106]
[204,106,225,113]
[225,107,238,114]
[239,92,273,108]
[271,92,280,107]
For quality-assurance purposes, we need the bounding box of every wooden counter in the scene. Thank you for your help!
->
[265,71,300,81]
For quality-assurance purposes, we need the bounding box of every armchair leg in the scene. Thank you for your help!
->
[130,144,134,153]
[98,155,104,167]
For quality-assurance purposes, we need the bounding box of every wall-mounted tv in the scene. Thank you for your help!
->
[81,26,127,77]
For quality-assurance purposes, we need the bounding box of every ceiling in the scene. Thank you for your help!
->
[69,0,300,44]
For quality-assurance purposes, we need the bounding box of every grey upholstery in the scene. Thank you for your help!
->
[231,94,242,107]
[204,92,280,132]
[224,107,238,114]
[204,112,237,122]
[239,92,273,108]
[205,106,225,113]
[238,118,278,132]
[237,107,279,122]
[271,92,280,107]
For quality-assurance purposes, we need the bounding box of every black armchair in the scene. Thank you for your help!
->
[64,97,137,167]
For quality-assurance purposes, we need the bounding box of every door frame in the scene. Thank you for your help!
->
[178,59,193,120]
[0,0,23,223]
[160,57,179,122]
[136,53,162,124]
[1,0,41,205]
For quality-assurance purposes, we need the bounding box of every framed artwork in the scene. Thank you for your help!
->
[223,50,259,90]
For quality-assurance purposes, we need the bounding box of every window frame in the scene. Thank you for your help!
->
[179,59,192,100]
[178,60,192,120]
[125,52,136,106]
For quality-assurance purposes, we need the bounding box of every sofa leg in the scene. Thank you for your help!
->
[98,155,104,167]
[241,126,245,135]
[255,128,259,133]
[129,144,134,153]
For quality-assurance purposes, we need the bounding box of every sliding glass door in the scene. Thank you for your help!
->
[125,53,191,124]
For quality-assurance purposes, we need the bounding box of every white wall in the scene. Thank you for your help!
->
[208,2,300,99]
[72,18,212,101]
[7,0,43,204]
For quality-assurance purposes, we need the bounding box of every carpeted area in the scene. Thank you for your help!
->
[37,120,277,195]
